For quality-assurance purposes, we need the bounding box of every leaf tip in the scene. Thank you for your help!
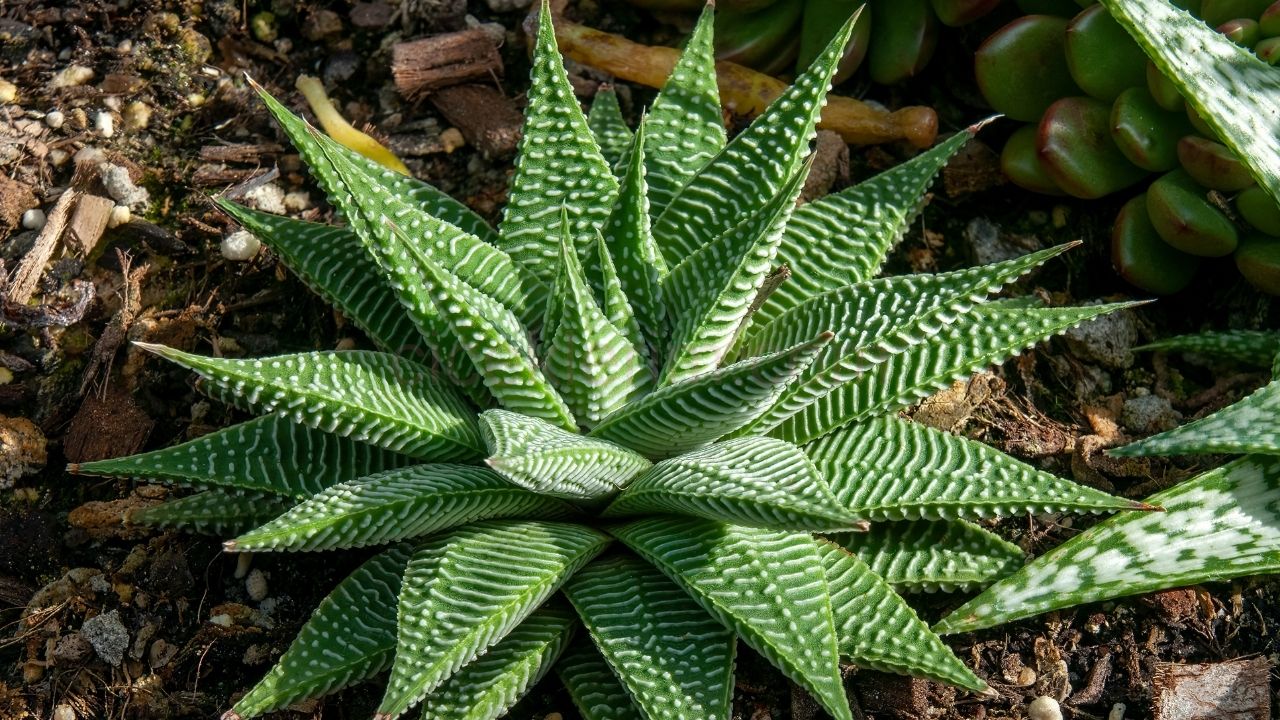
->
[965,115,1001,135]
[66,462,81,474]
[220,711,243,720]
[222,540,239,552]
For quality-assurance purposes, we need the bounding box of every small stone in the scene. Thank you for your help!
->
[0,79,17,103]
[251,12,278,42]
[208,613,233,627]
[122,101,151,131]
[186,92,206,108]
[49,149,70,166]
[103,96,122,112]
[75,146,105,165]
[283,191,312,212]
[21,208,46,230]
[441,127,466,153]
[81,610,129,666]
[1064,307,1139,369]
[1028,696,1063,720]
[52,705,75,720]
[53,632,94,663]
[99,163,150,210]
[1121,392,1181,433]
[94,111,115,138]
[148,639,178,668]
[221,230,261,261]
[302,8,344,40]
[243,182,286,214]
[245,568,268,601]
[1108,702,1126,720]
[108,205,131,228]
[52,65,94,88]
[45,110,65,129]
[0,415,47,489]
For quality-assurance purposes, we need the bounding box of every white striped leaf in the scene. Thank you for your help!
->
[136,346,483,461]
[609,517,852,720]
[1138,330,1280,368]
[71,414,414,498]
[1112,378,1280,457]
[217,200,426,359]
[935,455,1280,635]
[497,3,619,284]
[590,333,832,459]
[757,127,980,330]
[543,221,653,426]
[555,640,645,720]
[420,603,578,720]
[814,540,986,691]
[603,437,864,531]
[1099,0,1280,203]
[587,87,632,174]
[228,546,411,719]
[832,519,1024,593]
[480,410,651,501]
[563,553,736,720]
[806,414,1150,519]
[767,300,1136,445]
[660,160,809,387]
[226,465,575,552]
[641,4,725,217]
[379,521,610,719]
[594,233,649,363]
[130,489,293,536]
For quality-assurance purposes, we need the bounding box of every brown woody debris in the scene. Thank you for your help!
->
[0,175,37,236]
[430,84,523,158]
[1153,658,1271,720]
[0,415,46,488]
[392,28,504,100]
[65,194,113,257]
[64,388,153,465]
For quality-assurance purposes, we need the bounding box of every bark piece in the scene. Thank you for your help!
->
[65,194,113,257]
[6,189,76,305]
[64,387,153,464]
[392,28,504,99]
[1154,658,1271,720]
[198,143,283,164]
[430,84,523,158]
[0,174,37,236]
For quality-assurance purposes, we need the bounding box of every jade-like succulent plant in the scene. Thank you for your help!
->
[73,4,1144,719]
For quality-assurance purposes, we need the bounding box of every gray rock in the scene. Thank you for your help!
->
[81,610,129,666]
[1121,391,1181,433]
[1065,308,1139,369]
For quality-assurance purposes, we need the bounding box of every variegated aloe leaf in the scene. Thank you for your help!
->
[1138,330,1280,367]
[587,87,632,173]
[640,3,725,217]
[227,546,411,720]
[379,521,609,720]
[651,10,857,265]
[814,540,986,691]
[226,465,575,552]
[564,553,735,720]
[481,410,652,500]
[594,233,649,361]
[130,489,293,536]
[806,414,1149,519]
[216,201,426,359]
[831,519,1024,593]
[71,415,413,498]
[935,455,1280,634]
[1099,0,1280,203]
[136,346,482,461]
[603,436,864,531]
[610,517,852,720]
[590,333,832,459]
[1111,379,1280,457]
[555,640,645,720]
[543,221,653,426]
[420,603,578,720]
[497,3,619,283]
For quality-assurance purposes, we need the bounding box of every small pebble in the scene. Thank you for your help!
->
[117,39,133,53]
[221,231,261,261]
[94,111,115,138]
[208,613,233,627]
[441,127,466,153]
[0,79,16,103]
[21,208,46,231]
[51,64,94,88]
[44,110,65,129]
[283,190,312,212]
[52,705,75,720]
[245,568,268,602]
[1108,703,1126,720]
[103,96,122,112]
[1027,696,1063,720]
[81,610,129,666]
[74,146,105,165]
[244,182,286,215]
[108,205,131,228]
[123,101,151,131]
[99,163,150,210]
[49,148,70,166]
[186,92,206,107]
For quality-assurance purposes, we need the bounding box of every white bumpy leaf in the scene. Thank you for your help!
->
[555,640,645,720]
[1138,330,1280,368]
[587,87,633,174]
[1111,379,1280,457]
[131,489,293,536]
[831,519,1024,593]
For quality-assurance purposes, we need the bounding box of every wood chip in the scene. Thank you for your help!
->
[429,84,522,158]
[65,194,113,257]
[198,143,283,164]
[1154,658,1271,720]
[63,387,153,464]
[6,188,76,305]
[393,28,503,100]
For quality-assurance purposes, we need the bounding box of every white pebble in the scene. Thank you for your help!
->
[94,111,115,138]
[103,96,122,112]
[123,101,151,131]
[44,110,65,129]
[0,79,16,104]
[282,190,312,212]
[208,613,232,627]
[52,705,75,720]
[1108,703,1126,720]
[245,569,268,602]
[186,92,206,107]
[221,230,261,261]
[49,149,70,166]
[21,208,46,230]
[75,146,106,165]
[99,162,149,210]
[243,182,286,215]
[51,65,94,88]
[1028,696,1063,720]
[108,205,131,228]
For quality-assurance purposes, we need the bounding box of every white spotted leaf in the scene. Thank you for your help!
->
[1112,378,1280,456]
[555,640,645,720]
[587,87,633,174]
[130,489,294,536]
[831,519,1024,593]
[1137,330,1280,368]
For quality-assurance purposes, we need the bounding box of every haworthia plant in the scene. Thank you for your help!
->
[82,3,1144,718]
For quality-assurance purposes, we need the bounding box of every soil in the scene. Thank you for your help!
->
[1,2,1277,720]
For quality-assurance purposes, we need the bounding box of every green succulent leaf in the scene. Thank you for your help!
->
[136,346,482,461]
[130,489,293,536]
[832,519,1025,593]
[815,540,986,691]
[936,455,1280,634]
[806,414,1150,519]
[594,233,650,361]
[587,87,633,174]
[564,553,736,720]
[379,520,609,720]
[590,333,832,459]
[481,410,652,500]
[1111,379,1280,457]
[1137,330,1280,367]
[228,546,411,720]
[555,640,645,720]
[226,465,575,552]
[497,4,619,283]
[610,517,852,720]
[603,436,864,531]
[420,603,578,720]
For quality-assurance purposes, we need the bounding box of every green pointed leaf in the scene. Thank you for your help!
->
[226,465,575,552]
[935,455,1280,634]
[379,520,609,720]
[594,233,649,361]
[1112,379,1280,457]
[480,410,652,500]
[603,437,864,531]
[651,10,856,265]
[642,4,726,218]
[610,517,852,720]
[229,546,411,719]
[660,161,810,386]
[420,603,578,720]
[587,87,633,173]
[1098,0,1280,204]
[815,540,986,691]
[130,489,293,536]
[806,414,1150,519]
[217,201,426,359]
[590,333,832,459]
[544,222,653,426]
[136,346,482,461]
[564,553,735,720]
[555,640,645,720]
[1138,330,1280,368]
[497,4,619,284]
[832,520,1024,593]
